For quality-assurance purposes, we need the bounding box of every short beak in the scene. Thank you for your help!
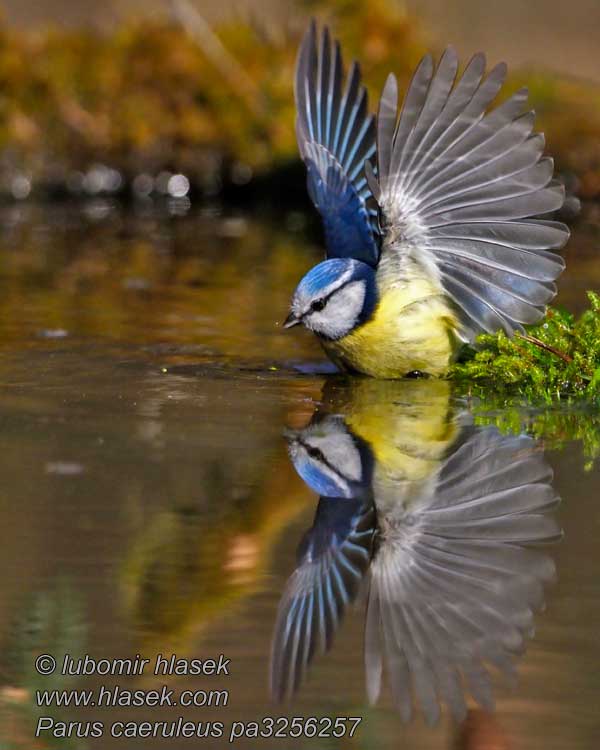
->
[282,427,299,441]
[283,311,301,329]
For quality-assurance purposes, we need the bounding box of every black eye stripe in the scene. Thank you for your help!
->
[299,438,349,482]
[306,279,355,315]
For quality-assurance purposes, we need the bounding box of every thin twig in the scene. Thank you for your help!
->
[167,0,266,117]
[516,332,573,363]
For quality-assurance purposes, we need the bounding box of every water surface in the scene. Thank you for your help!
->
[0,202,598,749]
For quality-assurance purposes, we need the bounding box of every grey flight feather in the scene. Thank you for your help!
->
[365,427,560,724]
[368,48,570,341]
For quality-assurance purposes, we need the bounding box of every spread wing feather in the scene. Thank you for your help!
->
[368,48,569,340]
[365,428,560,723]
[270,497,375,701]
[296,21,380,265]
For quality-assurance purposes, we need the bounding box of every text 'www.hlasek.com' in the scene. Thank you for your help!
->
[33,653,362,741]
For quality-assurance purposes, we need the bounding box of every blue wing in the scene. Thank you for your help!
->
[295,21,380,266]
[270,496,375,701]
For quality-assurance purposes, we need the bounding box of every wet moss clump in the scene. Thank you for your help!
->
[450,291,600,403]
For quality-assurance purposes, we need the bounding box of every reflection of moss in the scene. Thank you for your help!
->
[450,292,600,403]
[466,401,600,471]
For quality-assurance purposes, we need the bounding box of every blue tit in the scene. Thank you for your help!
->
[271,380,561,721]
[283,22,570,378]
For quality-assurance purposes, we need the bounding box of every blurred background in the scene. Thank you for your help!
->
[0,0,600,203]
[3,0,600,82]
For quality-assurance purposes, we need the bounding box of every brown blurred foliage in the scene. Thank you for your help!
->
[0,0,599,197]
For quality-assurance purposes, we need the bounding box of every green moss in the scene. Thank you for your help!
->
[465,401,600,471]
[450,291,600,403]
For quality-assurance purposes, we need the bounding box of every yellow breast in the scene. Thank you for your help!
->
[323,274,459,378]
[323,378,459,516]
[341,379,459,478]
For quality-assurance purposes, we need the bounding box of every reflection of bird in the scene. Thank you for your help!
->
[270,493,375,700]
[271,381,561,722]
[283,22,569,377]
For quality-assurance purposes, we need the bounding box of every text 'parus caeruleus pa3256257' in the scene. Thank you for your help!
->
[283,22,570,378]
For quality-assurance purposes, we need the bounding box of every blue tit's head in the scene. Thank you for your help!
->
[284,258,377,340]
[285,415,373,499]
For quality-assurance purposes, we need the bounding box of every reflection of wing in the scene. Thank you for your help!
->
[271,497,375,701]
[295,21,380,264]
[365,427,560,724]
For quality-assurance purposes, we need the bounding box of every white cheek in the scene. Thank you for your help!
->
[307,280,367,338]
[313,431,362,482]
[296,445,353,497]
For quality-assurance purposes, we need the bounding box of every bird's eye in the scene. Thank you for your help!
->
[311,298,326,312]
[307,446,324,461]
